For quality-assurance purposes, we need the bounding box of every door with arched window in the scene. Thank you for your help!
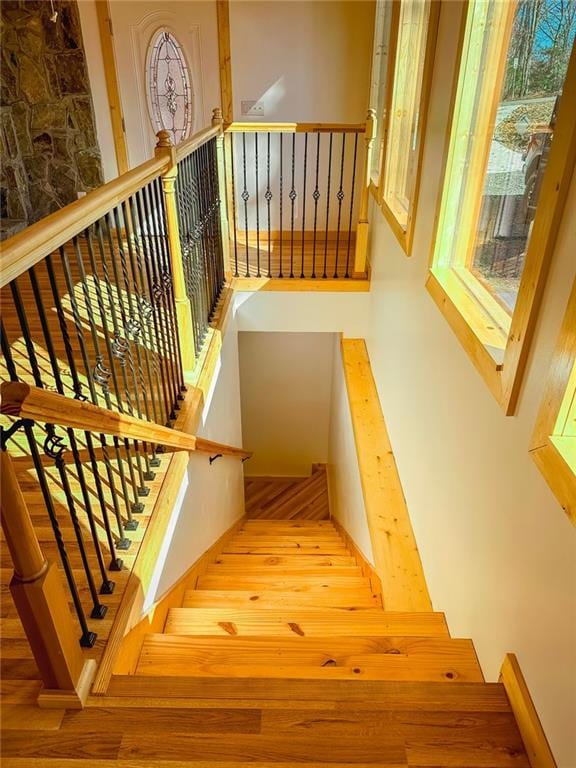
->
[109,5,221,169]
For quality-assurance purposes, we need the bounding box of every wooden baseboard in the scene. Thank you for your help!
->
[500,654,557,768]
[111,515,246,677]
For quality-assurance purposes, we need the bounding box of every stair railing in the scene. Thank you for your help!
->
[223,111,375,279]
[0,380,250,706]
[0,111,229,702]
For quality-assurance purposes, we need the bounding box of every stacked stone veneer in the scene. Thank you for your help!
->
[1,0,103,238]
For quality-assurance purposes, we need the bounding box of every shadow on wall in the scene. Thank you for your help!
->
[0,0,103,238]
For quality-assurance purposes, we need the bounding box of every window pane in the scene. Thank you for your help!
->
[472,2,576,311]
[146,31,193,146]
[370,1,394,184]
[382,0,431,228]
[434,0,576,315]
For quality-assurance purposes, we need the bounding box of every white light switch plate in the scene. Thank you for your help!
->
[241,100,265,117]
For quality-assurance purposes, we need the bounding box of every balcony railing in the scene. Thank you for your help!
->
[0,107,373,706]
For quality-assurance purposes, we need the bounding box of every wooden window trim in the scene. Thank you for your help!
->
[530,278,576,525]
[427,3,576,415]
[370,0,440,256]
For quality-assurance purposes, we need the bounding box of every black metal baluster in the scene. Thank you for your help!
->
[334,133,346,278]
[211,139,225,298]
[126,193,165,452]
[183,155,205,351]
[4,286,98,643]
[289,133,296,278]
[229,135,239,277]
[279,133,283,278]
[28,265,114,598]
[312,133,321,279]
[323,132,333,279]
[266,132,272,278]
[120,199,162,475]
[75,229,142,527]
[155,176,186,393]
[139,183,177,424]
[254,133,261,277]
[23,421,97,647]
[192,147,210,343]
[58,244,131,550]
[241,132,250,276]
[300,133,308,278]
[346,134,359,279]
[149,178,185,406]
[44,254,123,570]
[108,210,154,482]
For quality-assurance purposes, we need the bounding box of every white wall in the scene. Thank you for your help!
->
[229,0,374,122]
[151,320,245,601]
[364,4,576,765]
[234,290,369,338]
[238,331,335,476]
[328,335,374,563]
[77,0,118,181]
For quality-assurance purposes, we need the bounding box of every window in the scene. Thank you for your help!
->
[370,0,439,253]
[369,1,395,186]
[428,1,576,414]
[146,30,193,146]
[531,279,576,524]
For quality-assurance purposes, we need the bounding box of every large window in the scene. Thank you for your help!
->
[428,0,576,414]
[370,0,439,253]
[146,30,193,146]
[531,279,576,524]
[369,1,395,186]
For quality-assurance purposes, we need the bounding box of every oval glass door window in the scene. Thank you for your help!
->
[146,30,193,146]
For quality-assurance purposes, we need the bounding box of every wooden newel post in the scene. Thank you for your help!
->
[0,451,96,708]
[212,107,232,279]
[155,130,196,378]
[354,108,377,276]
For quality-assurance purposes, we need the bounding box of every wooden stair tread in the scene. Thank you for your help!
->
[204,566,364,577]
[213,554,357,566]
[164,608,449,637]
[196,575,377,591]
[182,589,380,608]
[136,633,483,682]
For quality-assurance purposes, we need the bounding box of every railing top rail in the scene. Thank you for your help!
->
[1,382,251,461]
[225,121,367,134]
[174,124,223,163]
[0,155,169,290]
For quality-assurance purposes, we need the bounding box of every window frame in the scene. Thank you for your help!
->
[369,0,440,256]
[427,2,576,415]
[530,278,576,524]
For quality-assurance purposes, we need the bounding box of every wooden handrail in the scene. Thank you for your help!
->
[0,155,169,289]
[1,382,251,461]
[225,121,367,134]
[175,123,223,163]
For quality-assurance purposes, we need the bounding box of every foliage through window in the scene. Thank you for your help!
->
[428,0,576,413]
[432,0,576,313]
[146,30,193,146]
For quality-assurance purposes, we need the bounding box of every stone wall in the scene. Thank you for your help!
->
[1,0,103,238]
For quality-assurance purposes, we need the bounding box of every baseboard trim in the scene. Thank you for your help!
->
[500,653,557,768]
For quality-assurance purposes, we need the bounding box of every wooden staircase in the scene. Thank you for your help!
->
[132,518,482,683]
[93,516,529,765]
[1,511,531,765]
